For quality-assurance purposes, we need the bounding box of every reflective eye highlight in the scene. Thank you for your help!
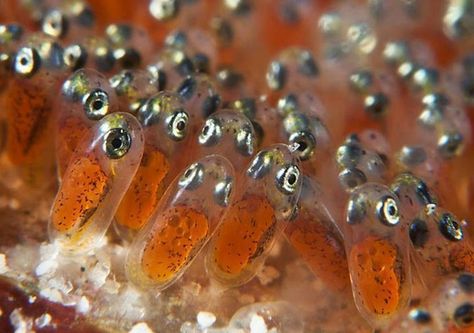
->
[247,151,272,179]
[83,88,110,120]
[42,9,68,38]
[199,118,222,146]
[63,44,88,71]
[438,212,463,241]
[289,131,316,161]
[103,127,132,159]
[275,164,301,195]
[214,177,233,207]
[179,162,204,190]
[376,196,400,226]
[14,47,41,76]
[235,125,254,156]
[166,109,188,141]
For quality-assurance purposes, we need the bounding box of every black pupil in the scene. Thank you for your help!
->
[111,136,123,149]
[297,140,307,151]
[203,125,209,136]
[184,168,193,178]
[93,99,103,110]
[287,172,296,185]
[387,203,396,216]
[20,56,28,66]
[176,119,185,131]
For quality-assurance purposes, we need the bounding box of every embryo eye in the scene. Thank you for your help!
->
[376,195,400,226]
[102,127,132,159]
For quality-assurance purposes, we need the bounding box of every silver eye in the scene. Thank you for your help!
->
[42,9,68,38]
[0,52,11,71]
[289,131,316,161]
[0,24,23,44]
[62,70,89,101]
[277,94,298,117]
[338,168,367,190]
[137,96,161,127]
[408,308,432,324]
[422,92,449,109]
[349,70,373,93]
[166,109,188,141]
[94,46,115,72]
[63,44,87,71]
[109,70,134,96]
[418,106,443,128]
[149,0,179,21]
[415,179,436,205]
[232,98,256,119]
[179,162,204,190]
[412,67,439,91]
[165,30,187,48]
[14,47,41,77]
[444,1,473,39]
[202,94,221,118]
[113,47,141,69]
[318,12,342,37]
[235,125,255,156]
[283,112,309,135]
[399,145,427,166]
[376,196,400,226]
[83,89,110,120]
[346,193,367,224]
[216,67,242,88]
[176,76,196,100]
[437,131,464,159]
[214,177,233,207]
[37,41,64,69]
[147,65,167,90]
[297,50,318,77]
[102,127,132,159]
[224,0,250,14]
[105,24,132,45]
[336,139,363,169]
[71,3,95,27]
[266,60,286,90]
[383,41,410,65]
[364,92,389,116]
[397,61,418,80]
[199,118,222,146]
[275,164,300,195]
[439,212,463,241]
[347,22,376,54]
[175,54,194,77]
[247,151,272,179]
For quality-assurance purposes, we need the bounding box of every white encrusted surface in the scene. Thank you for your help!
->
[0,237,369,333]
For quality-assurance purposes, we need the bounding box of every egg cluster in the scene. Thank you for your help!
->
[0,0,473,332]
